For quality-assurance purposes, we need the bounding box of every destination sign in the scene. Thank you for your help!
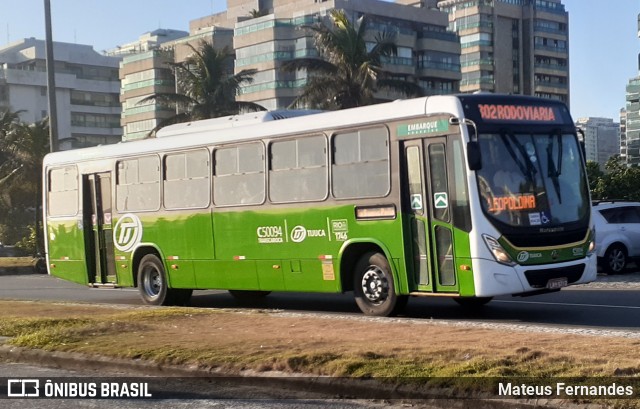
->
[478,104,562,123]
[488,194,537,213]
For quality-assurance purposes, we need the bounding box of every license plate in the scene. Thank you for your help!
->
[546,277,568,290]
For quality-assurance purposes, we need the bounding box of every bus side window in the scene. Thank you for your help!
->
[332,127,390,199]
[269,135,327,203]
[116,156,160,212]
[213,143,265,206]
[164,149,210,209]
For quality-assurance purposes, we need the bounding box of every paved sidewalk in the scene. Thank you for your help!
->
[581,270,640,289]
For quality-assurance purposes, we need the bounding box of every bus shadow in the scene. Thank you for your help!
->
[189,290,640,331]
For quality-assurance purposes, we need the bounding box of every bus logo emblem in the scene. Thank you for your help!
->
[291,226,307,243]
[113,213,143,252]
[517,251,530,263]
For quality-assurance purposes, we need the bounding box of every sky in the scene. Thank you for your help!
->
[0,0,637,121]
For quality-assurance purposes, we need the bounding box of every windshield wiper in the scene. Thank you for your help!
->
[547,132,563,203]
[500,132,537,184]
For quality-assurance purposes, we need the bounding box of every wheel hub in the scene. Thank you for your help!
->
[143,267,161,298]
[361,266,389,304]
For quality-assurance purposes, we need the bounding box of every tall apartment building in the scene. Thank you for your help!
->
[190,0,461,110]
[575,117,620,169]
[112,28,234,141]
[437,0,569,105]
[620,108,627,163]
[623,13,640,166]
[625,77,640,166]
[0,38,122,150]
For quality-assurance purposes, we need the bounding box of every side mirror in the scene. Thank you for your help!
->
[576,128,586,160]
[467,141,481,171]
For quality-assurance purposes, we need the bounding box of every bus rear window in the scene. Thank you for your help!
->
[48,166,78,217]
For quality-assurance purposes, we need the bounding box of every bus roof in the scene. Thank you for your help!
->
[155,109,325,138]
[42,94,570,167]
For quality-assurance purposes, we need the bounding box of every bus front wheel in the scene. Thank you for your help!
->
[353,252,406,317]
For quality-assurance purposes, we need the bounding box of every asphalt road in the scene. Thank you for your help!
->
[1,273,639,333]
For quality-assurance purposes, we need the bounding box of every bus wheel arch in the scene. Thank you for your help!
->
[353,251,407,316]
[339,242,387,293]
[133,247,192,306]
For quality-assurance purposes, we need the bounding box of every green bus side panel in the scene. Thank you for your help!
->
[453,227,475,296]
[110,205,408,293]
[283,259,337,292]
[112,212,214,288]
[211,206,405,293]
[152,213,214,259]
[167,260,196,289]
[116,262,135,287]
[196,260,259,289]
[51,261,88,285]
[47,219,87,285]
[256,260,286,291]
[390,258,409,294]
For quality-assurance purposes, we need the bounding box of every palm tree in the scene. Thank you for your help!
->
[283,10,422,110]
[140,42,265,135]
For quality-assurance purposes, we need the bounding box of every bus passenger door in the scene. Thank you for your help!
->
[424,138,458,293]
[403,138,460,293]
[83,173,117,285]
[403,140,432,291]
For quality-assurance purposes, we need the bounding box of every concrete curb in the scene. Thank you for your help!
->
[0,343,604,408]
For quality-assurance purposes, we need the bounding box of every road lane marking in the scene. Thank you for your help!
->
[494,300,640,310]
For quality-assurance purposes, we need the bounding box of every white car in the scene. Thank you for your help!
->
[592,201,640,274]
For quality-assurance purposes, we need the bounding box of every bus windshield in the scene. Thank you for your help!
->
[476,132,589,228]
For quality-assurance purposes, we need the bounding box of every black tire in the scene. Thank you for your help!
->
[228,290,271,301]
[453,297,493,309]
[34,257,47,274]
[353,252,404,317]
[137,254,193,306]
[602,244,628,275]
[138,254,168,305]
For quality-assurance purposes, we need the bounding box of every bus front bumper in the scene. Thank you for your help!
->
[472,254,598,298]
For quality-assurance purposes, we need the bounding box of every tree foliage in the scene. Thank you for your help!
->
[282,9,422,110]
[0,109,49,250]
[140,41,265,135]
[588,156,640,201]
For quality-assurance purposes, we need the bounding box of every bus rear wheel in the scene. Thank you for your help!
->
[137,254,192,306]
[353,252,406,317]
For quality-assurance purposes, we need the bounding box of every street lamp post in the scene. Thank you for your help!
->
[44,0,58,152]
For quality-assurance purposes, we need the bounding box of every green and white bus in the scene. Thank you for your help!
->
[43,94,596,316]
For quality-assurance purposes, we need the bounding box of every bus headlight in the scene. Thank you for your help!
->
[483,234,516,266]
[588,228,596,255]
